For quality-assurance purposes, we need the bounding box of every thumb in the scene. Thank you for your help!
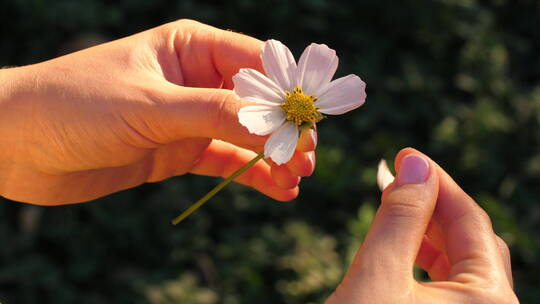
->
[347,151,439,285]
[139,82,268,148]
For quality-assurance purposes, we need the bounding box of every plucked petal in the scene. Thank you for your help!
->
[377,159,395,191]
[238,105,286,136]
[233,68,285,105]
[261,40,297,92]
[264,122,299,165]
[297,43,338,95]
[315,74,367,115]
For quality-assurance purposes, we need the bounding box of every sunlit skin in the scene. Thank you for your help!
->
[327,148,518,304]
[0,19,317,205]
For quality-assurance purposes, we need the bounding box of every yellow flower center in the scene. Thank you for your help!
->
[281,87,323,126]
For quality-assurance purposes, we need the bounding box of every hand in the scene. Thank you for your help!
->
[0,19,316,205]
[327,148,518,304]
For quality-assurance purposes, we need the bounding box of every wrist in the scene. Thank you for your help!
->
[0,64,38,109]
[0,65,38,173]
[0,66,27,102]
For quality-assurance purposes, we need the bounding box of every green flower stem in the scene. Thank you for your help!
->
[171,152,265,225]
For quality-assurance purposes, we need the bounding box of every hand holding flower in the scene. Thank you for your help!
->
[172,39,367,223]
[0,20,315,205]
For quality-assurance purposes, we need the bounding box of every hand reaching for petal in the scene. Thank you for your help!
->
[0,19,316,205]
[327,148,518,304]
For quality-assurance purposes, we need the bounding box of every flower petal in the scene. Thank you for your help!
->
[377,159,395,191]
[315,74,367,115]
[297,43,338,95]
[233,68,285,105]
[238,105,285,136]
[261,40,297,92]
[264,122,299,165]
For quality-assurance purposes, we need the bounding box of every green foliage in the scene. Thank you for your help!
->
[1,0,540,302]
[145,273,218,304]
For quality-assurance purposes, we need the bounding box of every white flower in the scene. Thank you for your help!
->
[377,159,395,191]
[233,40,367,165]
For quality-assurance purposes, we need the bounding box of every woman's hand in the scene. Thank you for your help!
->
[0,19,316,204]
[327,148,518,304]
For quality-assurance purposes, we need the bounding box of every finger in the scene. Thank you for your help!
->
[145,138,212,182]
[189,140,298,202]
[425,218,447,254]
[416,236,451,281]
[170,19,264,89]
[297,128,318,152]
[146,83,318,171]
[261,126,316,174]
[395,148,508,285]
[285,150,316,177]
[495,235,513,289]
[271,163,301,189]
[140,82,268,148]
[349,152,439,283]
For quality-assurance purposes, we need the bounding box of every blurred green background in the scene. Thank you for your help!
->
[1,0,539,303]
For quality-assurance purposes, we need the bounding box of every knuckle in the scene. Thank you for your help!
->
[382,187,429,220]
[220,147,240,178]
[496,235,510,253]
[157,19,205,39]
[384,201,424,219]
[214,92,242,135]
[475,206,493,226]
[171,18,201,29]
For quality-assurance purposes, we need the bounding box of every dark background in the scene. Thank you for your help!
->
[1,0,539,303]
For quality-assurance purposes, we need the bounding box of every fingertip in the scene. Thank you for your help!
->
[303,151,316,176]
[416,236,451,281]
[271,163,301,189]
[252,162,299,201]
[393,148,441,190]
[362,150,440,274]
[394,147,422,171]
[395,154,430,186]
[273,186,299,202]
[285,150,315,177]
[297,128,317,152]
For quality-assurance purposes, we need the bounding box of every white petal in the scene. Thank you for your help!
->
[233,68,285,105]
[261,40,297,92]
[377,159,395,191]
[315,74,367,115]
[264,122,299,165]
[297,43,338,95]
[238,105,285,136]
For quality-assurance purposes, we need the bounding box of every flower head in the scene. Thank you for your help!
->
[233,40,367,165]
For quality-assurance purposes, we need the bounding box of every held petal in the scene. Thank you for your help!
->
[315,74,367,115]
[261,40,297,92]
[238,105,286,136]
[297,43,338,95]
[377,159,395,191]
[264,122,299,165]
[233,68,285,105]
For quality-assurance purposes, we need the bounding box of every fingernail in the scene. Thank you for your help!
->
[306,151,316,175]
[396,155,429,185]
[310,130,318,148]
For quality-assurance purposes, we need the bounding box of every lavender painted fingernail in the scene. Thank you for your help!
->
[396,155,429,185]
